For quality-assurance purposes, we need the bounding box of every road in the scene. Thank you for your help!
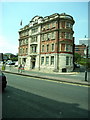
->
[2,73,89,118]
[1,64,90,83]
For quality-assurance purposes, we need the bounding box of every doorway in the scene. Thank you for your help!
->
[32,61,35,69]
[31,57,36,69]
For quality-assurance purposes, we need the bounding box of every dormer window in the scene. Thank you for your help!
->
[46,24,50,29]
[66,22,72,28]
[31,27,38,33]
[33,20,38,25]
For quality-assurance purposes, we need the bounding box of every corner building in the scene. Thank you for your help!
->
[18,13,75,72]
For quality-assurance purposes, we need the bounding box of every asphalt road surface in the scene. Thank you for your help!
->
[2,73,89,118]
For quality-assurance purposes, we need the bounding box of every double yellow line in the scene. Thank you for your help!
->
[25,75,89,88]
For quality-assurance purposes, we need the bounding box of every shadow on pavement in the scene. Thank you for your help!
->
[2,86,89,119]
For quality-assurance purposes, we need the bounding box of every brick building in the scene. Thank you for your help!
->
[79,37,90,58]
[18,13,75,72]
[75,44,86,57]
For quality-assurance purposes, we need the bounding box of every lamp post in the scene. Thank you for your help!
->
[84,46,89,81]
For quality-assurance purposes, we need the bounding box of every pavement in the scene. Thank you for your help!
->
[1,65,90,86]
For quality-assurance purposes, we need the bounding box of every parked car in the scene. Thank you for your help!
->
[0,61,3,65]
[74,63,80,68]
[0,71,7,91]
[5,60,12,64]
[7,62,15,65]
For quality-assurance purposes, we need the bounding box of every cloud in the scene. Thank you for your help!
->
[0,35,18,54]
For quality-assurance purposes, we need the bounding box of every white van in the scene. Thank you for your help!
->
[15,61,18,67]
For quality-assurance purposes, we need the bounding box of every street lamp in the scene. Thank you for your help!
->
[84,46,89,81]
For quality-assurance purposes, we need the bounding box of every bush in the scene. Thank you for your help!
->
[87,62,90,68]
[11,57,18,61]
[2,65,5,70]
[79,60,90,68]
[74,53,81,63]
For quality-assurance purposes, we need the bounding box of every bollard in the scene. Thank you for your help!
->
[85,70,87,81]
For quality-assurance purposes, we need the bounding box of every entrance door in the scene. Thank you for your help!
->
[32,61,35,69]
[31,57,36,69]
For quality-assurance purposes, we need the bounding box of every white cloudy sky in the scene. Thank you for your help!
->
[0,0,88,54]
[0,35,18,54]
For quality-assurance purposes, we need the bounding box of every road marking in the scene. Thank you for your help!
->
[42,79,89,88]
[18,75,89,88]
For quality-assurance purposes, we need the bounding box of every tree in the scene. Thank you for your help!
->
[10,56,18,61]
[74,53,81,63]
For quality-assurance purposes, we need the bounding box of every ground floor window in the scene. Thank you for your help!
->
[66,56,69,65]
[46,56,49,65]
[23,58,26,62]
[51,56,54,65]
[41,57,44,65]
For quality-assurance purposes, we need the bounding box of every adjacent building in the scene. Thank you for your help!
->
[79,37,90,58]
[18,13,75,72]
[75,44,86,57]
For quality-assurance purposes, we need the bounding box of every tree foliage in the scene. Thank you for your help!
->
[10,56,18,61]
[74,53,81,63]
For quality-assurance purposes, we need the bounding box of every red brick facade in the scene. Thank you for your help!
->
[40,13,75,55]
[75,44,86,56]
[18,13,75,72]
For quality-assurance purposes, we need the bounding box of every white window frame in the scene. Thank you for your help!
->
[66,22,70,28]
[66,56,69,65]
[46,44,49,52]
[41,57,44,65]
[51,43,55,52]
[42,45,44,52]
[65,44,71,52]
[46,56,49,65]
